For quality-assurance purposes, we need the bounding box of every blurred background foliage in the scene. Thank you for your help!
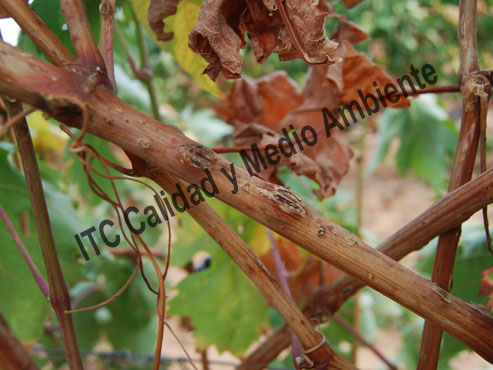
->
[0,0,492,368]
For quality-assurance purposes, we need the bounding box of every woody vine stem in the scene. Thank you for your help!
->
[0,0,492,369]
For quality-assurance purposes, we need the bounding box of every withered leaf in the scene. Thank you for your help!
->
[330,19,369,45]
[215,15,411,199]
[274,0,339,61]
[188,0,339,80]
[281,23,409,131]
[326,40,410,109]
[215,71,303,130]
[188,0,246,80]
[148,0,182,42]
[216,71,353,199]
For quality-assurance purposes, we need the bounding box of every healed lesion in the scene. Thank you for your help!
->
[256,184,306,217]
[178,143,217,169]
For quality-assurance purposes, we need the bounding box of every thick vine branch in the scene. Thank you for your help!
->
[135,163,353,368]
[0,41,492,362]
[417,0,484,368]
[238,167,493,370]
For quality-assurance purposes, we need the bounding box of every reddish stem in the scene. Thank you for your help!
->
[266,228,305,370]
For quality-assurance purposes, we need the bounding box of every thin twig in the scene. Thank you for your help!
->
[100,0,117,91]
[61,0,106,69]
[0,205,49,299]
[265,228,305,370]
[479,86,491,253]
[1,0,74,66]
[2,99,83,369]
[129,4,161,121]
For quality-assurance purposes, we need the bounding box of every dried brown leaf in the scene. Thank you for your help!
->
[216,71,354,199]
[148,0,182,42]
[330,19,369,45]
[188,0,245,80]
[275,0,339,61]
[332,41,410,109]
[188,0,339,80]
[215,71,303,129]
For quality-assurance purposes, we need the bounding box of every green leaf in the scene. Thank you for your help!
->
[0,229,50,341]
[131,0,222,97]
[169,203,269,355]
[369,95,458,193]
[72,258,158,352]
[0,143,85,340]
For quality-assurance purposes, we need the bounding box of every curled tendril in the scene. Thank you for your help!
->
[0,106,36,139]
[59,113,196,369]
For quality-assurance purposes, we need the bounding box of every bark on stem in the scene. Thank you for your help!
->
[143,166,354,368]
[417,1,482,368]
[99,0,117,90]
[61,0,106,69]
[238,167,493,370]
[0,42,492,362]
[3,100,83,369]
[1,0,74,66]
